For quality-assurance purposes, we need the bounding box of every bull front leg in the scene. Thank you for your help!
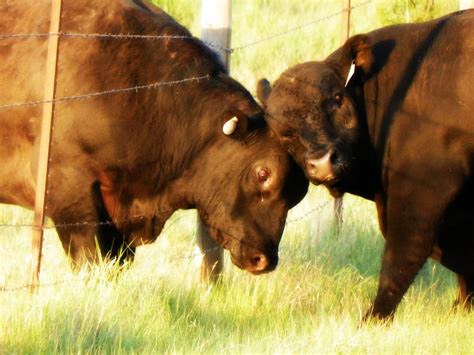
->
[55,223,100,269]
[55,215,136,269]
[195,216,223,283]
[96,219,136,265]
[51,180,135,269]
[364,186,440,321]
[92,182,135,265]
[364,236,433,321]
[49,190,102,269]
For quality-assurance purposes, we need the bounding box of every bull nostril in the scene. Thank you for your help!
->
[329,150,338,165]
[251,254,269,271]
[306,159,319,174]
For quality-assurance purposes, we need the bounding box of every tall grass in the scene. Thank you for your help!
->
[1,193,467,353]
[0,0,467,353]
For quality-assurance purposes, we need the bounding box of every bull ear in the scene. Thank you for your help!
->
[327,34,372,85]
[256,78,272,108]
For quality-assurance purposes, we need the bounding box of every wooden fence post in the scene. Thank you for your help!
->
[341,0,351,45]
[334,0,352,232]
[29,0,63,292]
[196,0,232,282]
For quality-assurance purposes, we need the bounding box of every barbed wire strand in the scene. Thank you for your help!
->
[231,1,371,51]
[0,74,211,111]
[0,199,330,230]
[0,1,365,293]
[0,1,372,112]
[0,0,371,53]
[0,200,331,293]
[0,32,233,53]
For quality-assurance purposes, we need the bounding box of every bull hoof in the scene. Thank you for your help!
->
[361,306,394,326]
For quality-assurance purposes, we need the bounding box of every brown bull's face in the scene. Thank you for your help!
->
[194,118,308,275]
[257,63,363,197]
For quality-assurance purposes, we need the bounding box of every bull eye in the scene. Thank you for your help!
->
[334,92,343,103]
[257,168,269,182]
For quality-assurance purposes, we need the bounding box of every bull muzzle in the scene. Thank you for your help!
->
[305,149,337,183]
[230,249,279,275]
[247,252,278,275]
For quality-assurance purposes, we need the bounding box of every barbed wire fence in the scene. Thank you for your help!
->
[0,0,371,293]
[0,200,333,293]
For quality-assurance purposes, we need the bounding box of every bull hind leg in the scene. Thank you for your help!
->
[195,216,223,283]
[92,182,135,265]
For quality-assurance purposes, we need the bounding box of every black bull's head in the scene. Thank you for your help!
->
[257,35,375,198]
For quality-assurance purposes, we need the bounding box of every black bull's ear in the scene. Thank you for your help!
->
[221,109,266,140]
[326,34,373,84]
[256,78,272,109]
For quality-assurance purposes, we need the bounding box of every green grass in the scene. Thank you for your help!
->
[151,0,458,94]
[0,0,468,353]
[0,190,467,353]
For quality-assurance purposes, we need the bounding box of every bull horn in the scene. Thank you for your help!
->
[345,62,355,87]
[222,116,239,135]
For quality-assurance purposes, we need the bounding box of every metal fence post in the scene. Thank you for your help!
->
[29,0,63,293]
[201,0,232,68]
[196,0,232,282]
[460,0,474,9]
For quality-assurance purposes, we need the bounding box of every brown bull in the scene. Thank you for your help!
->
[0,0,308,274]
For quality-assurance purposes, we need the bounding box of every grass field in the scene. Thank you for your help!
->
[1,0,470,353]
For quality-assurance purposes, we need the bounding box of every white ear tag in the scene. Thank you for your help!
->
[222,116,239,135]
[345,62,356,87]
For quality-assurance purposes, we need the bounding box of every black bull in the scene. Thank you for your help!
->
[258,10,474,319]
[0,0,308,275]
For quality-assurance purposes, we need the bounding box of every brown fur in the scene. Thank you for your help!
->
[0,0,308,272]
[260,10,474,319]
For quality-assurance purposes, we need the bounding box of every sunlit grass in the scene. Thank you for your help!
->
[0,190,465,353]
